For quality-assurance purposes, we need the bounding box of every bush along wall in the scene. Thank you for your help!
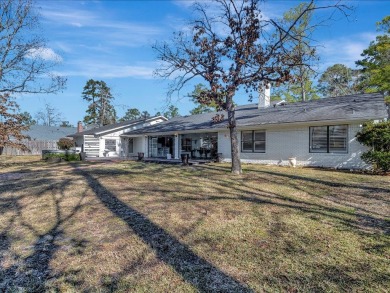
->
[356,120,390,173]
[43,150,80,162]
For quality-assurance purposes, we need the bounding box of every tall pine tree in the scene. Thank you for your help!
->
[356,16,390,102]
[82,79,116,126]
[274,2,320,102]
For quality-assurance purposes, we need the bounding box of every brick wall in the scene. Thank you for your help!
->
[218,122,369,169]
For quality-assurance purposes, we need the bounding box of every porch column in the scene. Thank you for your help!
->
[174,134,179,159]
[122,137,128,157]
[144,136,148,156]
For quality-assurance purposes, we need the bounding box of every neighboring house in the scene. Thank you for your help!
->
[3,125,77,155]
[120,93,387,169]
[68,117,167,157]
[23,125,77,141]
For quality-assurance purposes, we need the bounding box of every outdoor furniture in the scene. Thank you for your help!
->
[181,153,189,165]
[190,149,197,159]
[205,149,211,159]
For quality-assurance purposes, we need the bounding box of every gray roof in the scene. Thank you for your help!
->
[23,125,77,140]
[125,93,387,135]
[68,116,167,137]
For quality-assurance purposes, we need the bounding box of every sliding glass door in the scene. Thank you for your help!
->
[148,136,175,158]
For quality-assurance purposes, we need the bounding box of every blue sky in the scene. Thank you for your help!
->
[17,0,389,126]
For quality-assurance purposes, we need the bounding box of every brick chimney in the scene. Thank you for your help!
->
[258,82,271,109]
[77,121,83,133]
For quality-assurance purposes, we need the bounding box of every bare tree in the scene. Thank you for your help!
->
[154,0,349,174]
[0,0,66,153]
[35,103,62,126]
[0,0,66,94]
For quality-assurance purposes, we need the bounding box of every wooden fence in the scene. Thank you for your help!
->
[2,140,59,156]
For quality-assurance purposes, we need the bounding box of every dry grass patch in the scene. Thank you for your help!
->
[0,158,389,292]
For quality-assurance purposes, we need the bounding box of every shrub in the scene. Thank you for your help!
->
[65,153,81,161]
[57,138,75,150]
[356,121,390,173]
[361,151,390,173]
[43,152,80,162]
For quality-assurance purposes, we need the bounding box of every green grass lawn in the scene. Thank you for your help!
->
[0,156,389,292]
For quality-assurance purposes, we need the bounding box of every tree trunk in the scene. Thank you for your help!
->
[101,93,106,127]
[226,93,242,175]
[301,82,306,101]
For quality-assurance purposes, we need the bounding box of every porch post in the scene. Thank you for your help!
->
[144,136,148,157]
[122,137,128,157]
[174,134,179,159]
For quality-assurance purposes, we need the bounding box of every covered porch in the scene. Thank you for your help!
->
[180,132,218,160]
[121,131,219,162]
[144,131,218,160]
[142,157,213,165]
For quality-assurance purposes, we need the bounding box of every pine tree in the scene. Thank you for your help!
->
[82,79,116,126]
[356,16,390,102]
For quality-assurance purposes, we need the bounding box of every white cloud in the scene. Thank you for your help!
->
[52,60,156,79]
[172,0,199,9]
[27,47,63,62]
[259,1,290,20]
[317,32,376,70]
[40,5,164,48]
[40,9,97,28]
[52,41,73,54]
[41,6,162,34]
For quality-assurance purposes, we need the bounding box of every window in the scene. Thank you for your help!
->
[105,139,116,152]
[181,138,192,152]
[310,125,348,153]
[128,138,134,154]
[241,130,266,153]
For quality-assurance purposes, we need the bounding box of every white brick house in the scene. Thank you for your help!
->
[68,116,167,158]
[120,93,387,169]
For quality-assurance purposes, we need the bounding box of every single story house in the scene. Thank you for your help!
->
[120,93,388,169]
[2,125,77,156]
[23,125,77,141]
[68,116,167,157]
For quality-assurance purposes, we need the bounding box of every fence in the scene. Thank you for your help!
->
[2,140,59,156]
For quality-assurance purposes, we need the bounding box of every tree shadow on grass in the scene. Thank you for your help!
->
[200,164,390,196]
[0,176,89,292]
[136,170,390,236]
[82,162,389,236]
[74,166,253,292]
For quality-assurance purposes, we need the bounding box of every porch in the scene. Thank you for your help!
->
[121,131,219,162]
[143,157,213,165]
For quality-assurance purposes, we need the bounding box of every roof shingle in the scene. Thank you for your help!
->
[23,125,77,140]
[68,116,166,137]
[124,93,387,135]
